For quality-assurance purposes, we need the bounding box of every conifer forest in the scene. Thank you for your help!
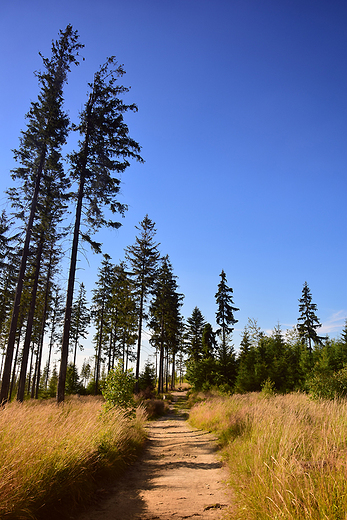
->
[0,25,346,406]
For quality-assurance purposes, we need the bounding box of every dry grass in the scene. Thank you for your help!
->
[189,392,347,520]
[0,396,147,519]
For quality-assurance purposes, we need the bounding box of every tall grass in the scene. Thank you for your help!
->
[189,392,347,520]
[0,396,147,519]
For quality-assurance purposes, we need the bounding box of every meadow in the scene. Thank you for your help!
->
[0,396,147,519]
[189,391,347,520]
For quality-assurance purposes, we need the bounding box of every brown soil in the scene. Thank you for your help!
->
[75,391,232,520]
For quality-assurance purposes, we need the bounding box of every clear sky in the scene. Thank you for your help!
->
[0,0,346,366]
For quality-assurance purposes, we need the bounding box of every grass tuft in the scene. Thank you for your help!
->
[0,396,147,519]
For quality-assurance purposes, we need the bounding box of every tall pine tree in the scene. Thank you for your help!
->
[215,270,239,387]
[297,281,323,352]
[91,254,114,395]
[125,215,160,391]
[57,57,143,403]
[70,282,90,390]
[149,255,183,393]
[0,26,82,404]
[185,307,206,362]
[215,270,239,348]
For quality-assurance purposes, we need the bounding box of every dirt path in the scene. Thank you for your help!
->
[76,392,232,520]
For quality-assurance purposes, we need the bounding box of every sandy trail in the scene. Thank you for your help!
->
[76,392,231,520]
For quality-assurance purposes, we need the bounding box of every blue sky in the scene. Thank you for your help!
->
[0,0,346,366]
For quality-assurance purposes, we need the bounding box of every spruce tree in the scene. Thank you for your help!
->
[235,328,256,393]
[148,255,183,392]
[44,287,64,388]
[109,262,137,371]
[0,25,82,404]
[201,323,217,359]
[215,270,239,348]
[70,283,90,390]
[0,211,19,346]
[91,255,114,395]
[125,215,160,391]
[80,359,92,388]
[340,319,347,346]
[297,281,324,352]
[215,270,239,388]
[57,57,143,403]
[185,307,206,362]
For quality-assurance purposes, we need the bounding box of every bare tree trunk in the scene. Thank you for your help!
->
[34,331,44,399]
[111,325,117,370]
[0,153,45,404]
[57,173,86,403]
[17,235,44,402]
[125,341,129,371]
[31,351,38,398]
[35,250,53,399]
[135,289,144,393]
[45,291,59,388]
[171,351,176,390]
[158,341,164,394]
[0,352,4,382]
[27,345,34,395]
[107,330,113,374]
[165,346,169,393]
[94,303,104,395]
[9,330,22,401]
[122,339,125,369]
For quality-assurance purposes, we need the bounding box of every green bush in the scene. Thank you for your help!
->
[308,367,347,400]
[101,362,136,411]
[261,377,276,397]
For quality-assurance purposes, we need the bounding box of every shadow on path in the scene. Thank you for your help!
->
[75,391,231,520]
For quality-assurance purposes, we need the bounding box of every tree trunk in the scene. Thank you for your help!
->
[0,151,46,404]
[134,289,144,393]
[35,250,53,398]
[165,346,169,393]
[107,329,113,374]
[31,351,38,398]
[45,292,58,388]
[72,337,78,392]
[158,341,164,394]
[171,351,175,390]
[17,234,44,402]
[94,303,104,395]
[57,174,85,403]
[9,329,21,401]
[0,353,4,382]
[34,331,44,399]
[57,92,94,404]
[27,345,34,395]
[111,321,117,370]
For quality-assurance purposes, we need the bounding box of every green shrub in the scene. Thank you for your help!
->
[261,377,276,397]
[308,366,347,400]
[101,362,135,411]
